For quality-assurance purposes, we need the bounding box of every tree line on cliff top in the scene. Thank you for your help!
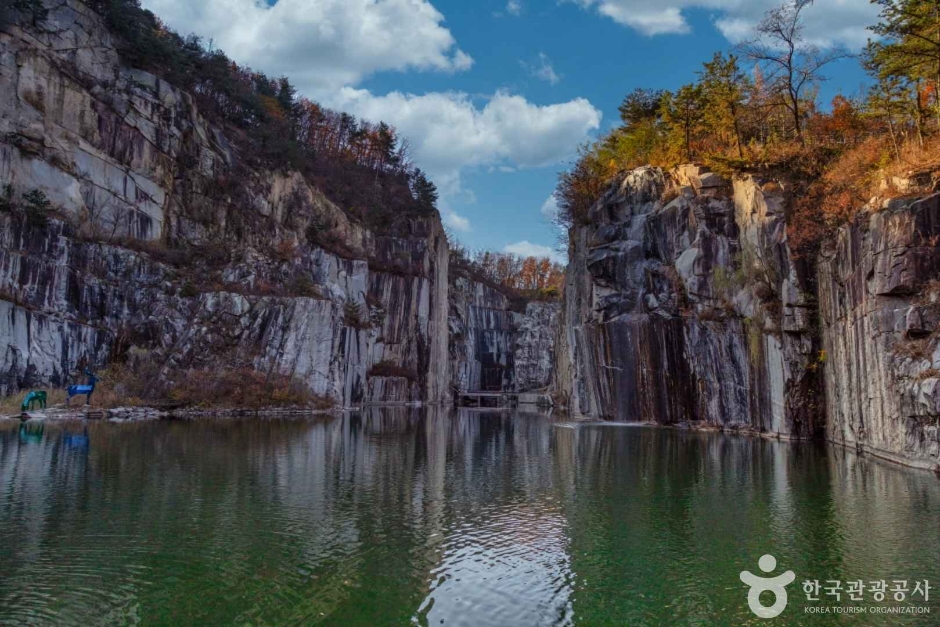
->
[3,0,563,301]
[5,0,440,228]
[556,0,940,255]
[448,242,566,306]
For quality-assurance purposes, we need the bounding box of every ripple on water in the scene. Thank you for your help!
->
[1,413,939,626]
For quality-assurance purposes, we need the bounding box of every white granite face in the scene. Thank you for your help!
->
[0,0,451,408]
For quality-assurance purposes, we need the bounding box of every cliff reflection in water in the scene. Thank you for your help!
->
[1,412,939,626]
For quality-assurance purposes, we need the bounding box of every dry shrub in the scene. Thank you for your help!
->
[308,229,359,260]
[255,279,278,296]
[887,136,940,180]
[58,352,333,411]
[789,138,890,255]
[167,368,332,410]
[696,306,725,323]
[893,337,933,362]
[92,356,165,408]
[274,239,298,262]
[750,139,810,168]
[367,256,424,277]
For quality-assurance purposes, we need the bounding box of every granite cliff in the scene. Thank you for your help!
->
[554,164,940,470]
[819,195,940,469]
[448,276,557,395]
[3,0,939,472]
[0,0,449,408]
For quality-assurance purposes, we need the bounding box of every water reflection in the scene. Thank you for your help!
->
[0,413,938,626]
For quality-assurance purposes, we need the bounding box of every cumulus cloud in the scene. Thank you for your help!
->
[540,195,560,221]
[503,241,565,263]
[141,0,473,94]
[443,209,472,233]
[142,0,603,212]
[570,0,879,49]
[523,53,562,85]
[330,88,602,195]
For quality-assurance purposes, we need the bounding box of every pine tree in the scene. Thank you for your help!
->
[699,53,751,158]
[412,169,438,212]
[618,88,664,127]
[661,85,706,162]
[866,0,940,128]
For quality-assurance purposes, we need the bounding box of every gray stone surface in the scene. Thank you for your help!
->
[554,166,820,438]
[448,276,559,394]
[819,195,940,469]
[0,1,450,408]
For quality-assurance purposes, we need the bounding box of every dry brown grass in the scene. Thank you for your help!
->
[788,138,891,255]
[4,359,334,413]
[885,136,940,180]
[914,368,940,382]
[368,360,418,382]
[0,389,68,415]
[893,337,934,362]
[165,368,333,410]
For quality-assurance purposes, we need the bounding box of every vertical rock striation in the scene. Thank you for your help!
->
[555,165,820,438]
[448,276,558,395]
[513,302,558,393]
[555,163,940,468]
[819,196,940,469]
[448,278,517,393]
[0,0,450,408]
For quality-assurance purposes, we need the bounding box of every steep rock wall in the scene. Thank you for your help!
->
[448,276,557,394]
[819,195,940,469]
[0,1,449,407]
[448,277,516,393]
[514,302,558,393]
[555,166,820,438]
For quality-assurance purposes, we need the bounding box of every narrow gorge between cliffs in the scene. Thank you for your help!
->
[2,0,939,470]
[3,1,940,625]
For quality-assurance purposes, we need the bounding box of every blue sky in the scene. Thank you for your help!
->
[143,0,878,260]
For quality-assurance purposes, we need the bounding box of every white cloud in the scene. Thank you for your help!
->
[523,53,562,85]
[141,0,473,94]
[506,0,523,16]
[503,241,565,263]
[142,0,601,204]
[330,88,602,196]
[570,0,879,49]
[540,194,560,220]
[443,209,472,233]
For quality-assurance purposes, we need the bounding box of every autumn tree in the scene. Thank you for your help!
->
[741,0,847,144]
[699,53,751,157]
[661,84,706,162]
[556,140,620,228]
[808,95,867,145]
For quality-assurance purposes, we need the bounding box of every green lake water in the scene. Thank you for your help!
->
[1,409,939,626]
